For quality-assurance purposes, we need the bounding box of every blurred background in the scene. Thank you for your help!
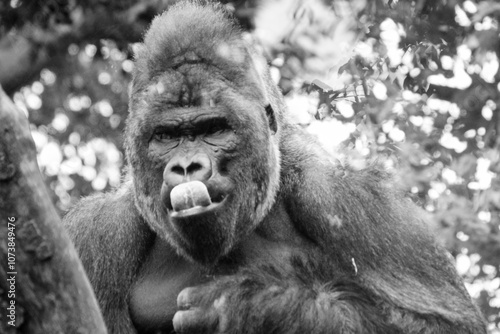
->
[1,0,499,331]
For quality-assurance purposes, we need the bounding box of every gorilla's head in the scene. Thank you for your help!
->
[124,1,285,264]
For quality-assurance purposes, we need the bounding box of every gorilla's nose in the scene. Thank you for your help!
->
[164,153,212,186]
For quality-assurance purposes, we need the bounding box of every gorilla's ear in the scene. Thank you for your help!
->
[265,104,277,134]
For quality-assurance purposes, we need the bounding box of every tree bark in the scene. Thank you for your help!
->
[0,86,107,333]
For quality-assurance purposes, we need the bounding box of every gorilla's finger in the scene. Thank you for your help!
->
[173,308,218,333]
[177,286,203,310]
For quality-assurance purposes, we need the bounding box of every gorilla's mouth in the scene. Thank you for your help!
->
[168,181,226,218]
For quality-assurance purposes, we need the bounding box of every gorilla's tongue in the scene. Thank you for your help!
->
[170,181,212,212]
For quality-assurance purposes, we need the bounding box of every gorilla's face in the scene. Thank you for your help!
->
[125,64,280,264]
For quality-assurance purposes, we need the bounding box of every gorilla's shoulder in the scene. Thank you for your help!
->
[63,183,149,245]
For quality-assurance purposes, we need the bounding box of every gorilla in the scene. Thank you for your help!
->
[63,1,487,333]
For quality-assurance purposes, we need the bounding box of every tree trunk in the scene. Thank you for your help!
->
[0,86,107,333]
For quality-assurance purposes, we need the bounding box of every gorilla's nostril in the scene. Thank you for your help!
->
[185,154,212,181]
[171,165,185,175]
[186,163,202,174]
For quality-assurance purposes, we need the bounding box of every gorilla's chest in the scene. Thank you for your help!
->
[128,231,305,333]
[129,237,206,333]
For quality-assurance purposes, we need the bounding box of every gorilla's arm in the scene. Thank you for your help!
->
[63,185,153,334]
[279,125,486,332]
[174,256,399,334]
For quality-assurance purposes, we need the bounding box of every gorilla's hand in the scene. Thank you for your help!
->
[173,280,234,334]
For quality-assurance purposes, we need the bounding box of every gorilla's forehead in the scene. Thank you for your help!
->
[139,73,223,109]
[133,48,266,107]
[134,65,263,110]
[131,75,258,123]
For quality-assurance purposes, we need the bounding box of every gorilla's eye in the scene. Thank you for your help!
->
[201,118,229,136]
[153,129,175,141]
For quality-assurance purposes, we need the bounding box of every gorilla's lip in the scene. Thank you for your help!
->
[169,196,227,218]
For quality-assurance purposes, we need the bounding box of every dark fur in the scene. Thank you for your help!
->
[64,1,486,333]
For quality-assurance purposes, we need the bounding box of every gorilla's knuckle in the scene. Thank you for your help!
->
[177,286,199,309]
[213,294,227,311]
[172,310,194,333]
[173,308,219,334]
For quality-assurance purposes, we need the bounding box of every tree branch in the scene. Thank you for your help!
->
[0,85,106,333]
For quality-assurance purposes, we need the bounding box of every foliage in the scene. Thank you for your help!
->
[2,0,499,331]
